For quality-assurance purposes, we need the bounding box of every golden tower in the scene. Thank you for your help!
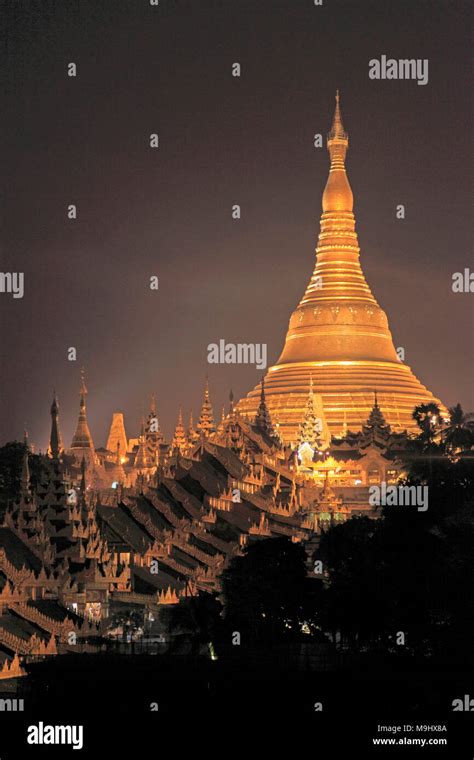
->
[238,93,445,442]
[106,412,128,458]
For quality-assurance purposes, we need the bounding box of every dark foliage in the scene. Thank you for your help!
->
[220,536,323,645]
[0,440,48,514]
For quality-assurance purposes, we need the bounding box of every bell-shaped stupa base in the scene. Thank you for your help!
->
[238,360,444,442]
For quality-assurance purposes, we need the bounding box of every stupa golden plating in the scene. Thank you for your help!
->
[238,93,445,442]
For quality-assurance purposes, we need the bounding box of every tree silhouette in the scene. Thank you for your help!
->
[316,402,474,661]
[441,403,474,453]
[412,402,442,444]
[0,441,47,515]
[221,537,322,645]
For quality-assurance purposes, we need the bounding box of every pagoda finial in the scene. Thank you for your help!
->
[80,367,87,398]
[323,90,352,212]
[328,89,348,143]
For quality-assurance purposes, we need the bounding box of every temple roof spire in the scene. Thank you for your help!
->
[172,407,187,452]
[255,376,274,437]
[134,416,152,470]
[197,377,215,437]
[70,369,95,451]
[187,410,199,447]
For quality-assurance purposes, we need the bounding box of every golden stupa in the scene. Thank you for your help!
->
[238,93,445,442]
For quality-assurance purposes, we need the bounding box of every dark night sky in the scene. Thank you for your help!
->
[1,0,472,451]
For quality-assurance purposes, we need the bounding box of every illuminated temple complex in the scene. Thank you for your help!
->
[0,370,428,670]
[237,93,445,442]
[0,95,447,674]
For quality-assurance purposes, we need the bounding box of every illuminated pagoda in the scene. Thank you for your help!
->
[238,93,445,442]
[106,413,128,464]
[69,369,96,464]
[197,378,216,437]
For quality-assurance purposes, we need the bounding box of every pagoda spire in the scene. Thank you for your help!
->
[147,394,164,440]
[49,390,63,460]
[187,411,199,447]
[70,369,95,451]
[172,407,187,452]
[217,406,226,435]
[255,376,274,437]
[297,377,329,450]
[197,378,215,437]
[135,417,152,470]
[365,392,390,431]
[145,394,164,466]
[328,89,348,142]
